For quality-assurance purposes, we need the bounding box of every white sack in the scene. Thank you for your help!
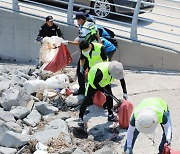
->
[45,74,69,89]
[24,80,46,94]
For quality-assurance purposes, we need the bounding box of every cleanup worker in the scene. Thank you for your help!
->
[101,37,116,61]
[36,16,62,42]
[79,40,107,74]
[78,61,127,125]
[124,97,172,154]
[68,12,102,96]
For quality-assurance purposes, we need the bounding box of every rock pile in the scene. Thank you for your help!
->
[0,64,120,154]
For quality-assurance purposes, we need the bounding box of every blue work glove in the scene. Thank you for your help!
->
[80,66,84,74]
[123,93,128,100]
[125,147,133,154]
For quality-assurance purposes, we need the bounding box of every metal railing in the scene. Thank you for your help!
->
[0,0,180,53]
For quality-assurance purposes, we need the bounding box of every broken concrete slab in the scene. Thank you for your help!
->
[10,106,30,120]
[0,131,30,148]
[23,109,41,127]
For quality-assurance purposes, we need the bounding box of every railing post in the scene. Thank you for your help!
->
[12,0,19,11]
[67,0,74,25]
[130,0,141,40]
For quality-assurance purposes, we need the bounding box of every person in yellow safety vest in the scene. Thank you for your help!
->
[78,61,127,126]
[124,97,172,154]
[79,40,108,73]
[67,12,102,96]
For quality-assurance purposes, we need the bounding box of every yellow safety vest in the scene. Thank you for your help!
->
[82,43,107,68]
[88,62,114,89]
[134,98,168,123]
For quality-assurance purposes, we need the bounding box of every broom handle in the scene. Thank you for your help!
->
[103,88,122,106]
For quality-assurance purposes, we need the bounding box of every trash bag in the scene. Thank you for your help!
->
[44,44,72,73]
[45,74,69,89]
[24,80,46,94]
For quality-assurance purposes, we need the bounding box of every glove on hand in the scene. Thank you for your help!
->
[125,147,133,154]
[63,40,69,45]
[123,93,128,100]
[166,139,171,146]
[80,66,84,74]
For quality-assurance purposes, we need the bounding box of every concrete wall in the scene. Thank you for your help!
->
[0,9,180,71]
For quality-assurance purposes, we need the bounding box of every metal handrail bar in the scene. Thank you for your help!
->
[149,1,180,10]
[73,3,134,18]
[137,16,180,29]
[18,3,67,18]
[117,34,179,53]
[19,0,68,12]
[140,9,180,20]
[137,33,180,45]
[73,2,180,30]
[22,0,69,5]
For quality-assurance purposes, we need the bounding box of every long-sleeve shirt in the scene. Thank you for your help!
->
[126,112,172,148]
[36,23,62,40]
[92,68,127,94]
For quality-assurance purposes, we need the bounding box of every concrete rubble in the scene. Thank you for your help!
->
[0,63,179,154]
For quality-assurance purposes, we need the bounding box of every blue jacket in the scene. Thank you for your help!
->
[101,37,116,53]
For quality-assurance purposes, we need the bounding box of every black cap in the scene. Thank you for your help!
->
[74,12,86,20]
[46,16,53,21]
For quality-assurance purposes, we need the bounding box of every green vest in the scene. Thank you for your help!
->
[88,62,114,89]
[134,98,168,123]
[82,21,97,42]
[82,43,107,68]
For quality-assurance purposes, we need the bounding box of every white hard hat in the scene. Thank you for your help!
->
[108,61,124,79]
[135,108,158,134]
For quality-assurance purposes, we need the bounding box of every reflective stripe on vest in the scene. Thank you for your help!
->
[134,98,168,123]
[82,21,97,42]
[88,62,114,89]
[82,43,105,68]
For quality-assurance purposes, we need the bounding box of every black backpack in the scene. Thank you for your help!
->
[105,37,118,47]
[103,27,115,38]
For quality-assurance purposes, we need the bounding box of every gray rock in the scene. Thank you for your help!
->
[0,120,12,139]
[65,95,84,107]
[72,148,85,154]
[93,145,113,154]
[0,110,15,122]
[6,122,22,133]
[10,106,30,120]
[35,102,58,115]
[34,119,72,145]
[0,146,17,154]
[23,110,41,127]
[1,88,30,111]
[0,80,11,92]
[0,131,30,148]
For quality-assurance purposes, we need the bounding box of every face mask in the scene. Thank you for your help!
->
[82,49,91,56]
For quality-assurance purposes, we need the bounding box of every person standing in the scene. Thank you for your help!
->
[36,16,63,42]
[124,97,172,154]
[68,12,102,96]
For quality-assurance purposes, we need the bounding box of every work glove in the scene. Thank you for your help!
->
[80,66,84,74]
[123,93,128,100]
[63,40,69,45]
[166,139,171,146]
[125,147,133,154]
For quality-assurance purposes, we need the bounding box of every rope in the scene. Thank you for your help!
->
[145,133,156,146]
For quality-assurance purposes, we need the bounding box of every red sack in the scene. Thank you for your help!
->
[93,91,106,108]
[117,99,133,129]
[44,44,72,73]
[163,143,180,154]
